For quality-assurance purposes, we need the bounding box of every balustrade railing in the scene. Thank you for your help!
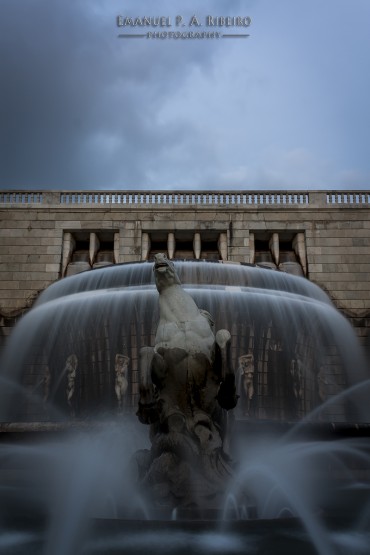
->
[326,192,370,205]
[0,190,369,207]
[0,191,44,204]
[58,191,310,206]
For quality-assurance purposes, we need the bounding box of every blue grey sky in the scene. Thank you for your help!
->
[1,0,369,191]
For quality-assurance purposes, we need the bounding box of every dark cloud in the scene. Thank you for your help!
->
[1,0,369,191]
[0,0,242,189]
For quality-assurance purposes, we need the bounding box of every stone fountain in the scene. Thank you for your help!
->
[0,256,369,554]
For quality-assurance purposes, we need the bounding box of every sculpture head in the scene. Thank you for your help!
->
[115,354,130,374]
[153,253,181,292]
[65,354,78,377]
[238,353,254,374]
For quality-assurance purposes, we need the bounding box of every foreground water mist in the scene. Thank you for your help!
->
[0,261,369,554]
[1,422,370,554]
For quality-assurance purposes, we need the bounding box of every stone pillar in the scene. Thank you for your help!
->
[114,233,120,263]
[269,233,280,266]
[308,191,326,207]
[62,233,75,277]
[249,232,255,264]
[44,191,61,205]
[218,232,228,261]
[141,233,151,261]
[89,232,100,266]
[293,233,307,276]
[167,232,175,260]
[193,232,201,259]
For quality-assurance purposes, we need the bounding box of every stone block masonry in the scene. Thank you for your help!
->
[0,189,369,360]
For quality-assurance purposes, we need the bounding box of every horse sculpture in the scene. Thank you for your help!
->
[136,253,238,510]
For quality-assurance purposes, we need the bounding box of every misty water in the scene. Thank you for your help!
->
[0,261,369,554]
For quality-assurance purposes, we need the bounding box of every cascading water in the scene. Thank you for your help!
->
[0,261,367,423]
[0,260,369,554]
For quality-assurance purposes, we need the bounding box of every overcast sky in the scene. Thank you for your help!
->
[1,0,370,191]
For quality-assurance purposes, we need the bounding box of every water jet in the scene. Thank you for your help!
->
[0,258,369,554]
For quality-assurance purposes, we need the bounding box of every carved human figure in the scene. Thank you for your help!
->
[65,354,78,416]
[114,354,130,411]
[317,365,328,403]
[287,358,304,419]
[136,253,238,508]
[238,353,255,415]
[43,365,51,406]
[290,358,303,400]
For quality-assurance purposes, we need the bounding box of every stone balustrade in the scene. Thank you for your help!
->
[0,190,369,207]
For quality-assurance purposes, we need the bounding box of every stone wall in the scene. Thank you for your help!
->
[1,190,369,358]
